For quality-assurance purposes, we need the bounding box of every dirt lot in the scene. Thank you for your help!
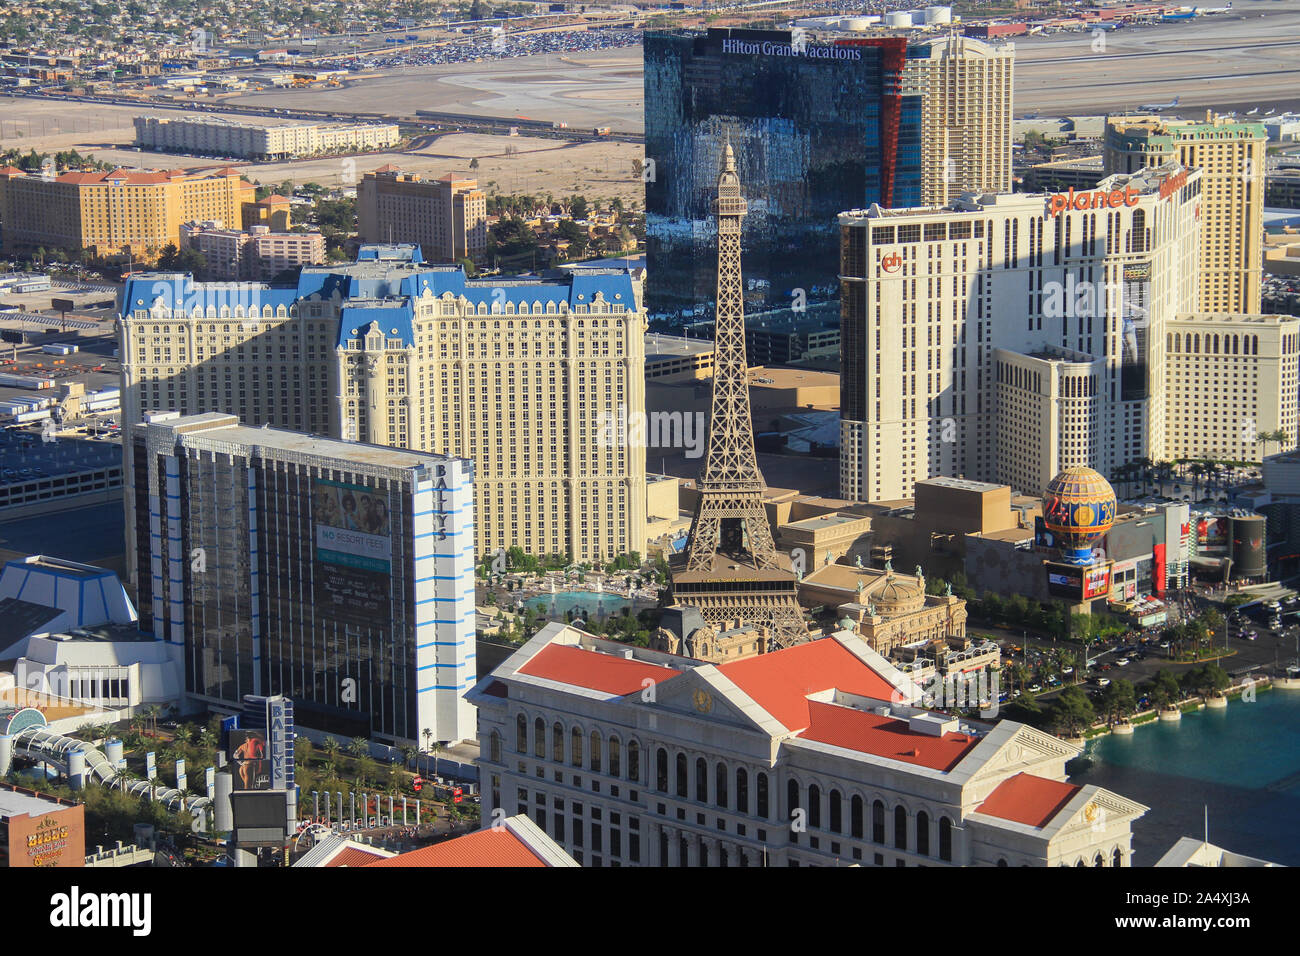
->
[0,96,644,207]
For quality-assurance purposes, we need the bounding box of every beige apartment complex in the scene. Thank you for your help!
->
[1104,113,1266,313]
[118,248,646,567]
[358,169,488,264]
[179,221,326,280]
[910,36,1015,205]
[1164,313,1300,463]
[0,165,253,259]
[133,116,401,160]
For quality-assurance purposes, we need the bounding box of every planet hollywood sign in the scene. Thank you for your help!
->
[720,38,863,60]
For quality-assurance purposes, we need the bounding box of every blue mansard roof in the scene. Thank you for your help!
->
[121,257,638,349]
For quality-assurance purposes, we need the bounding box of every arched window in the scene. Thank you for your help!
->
[608,735,621,778]
[533,717,545,759]
[552,722,564,763]
[1113,848,1122,867]
[851,795,864,839]
[489,731,501,764]
[808,784,822,829]
[716,763,728,809]
[997,858,1008,867]
[589,731,602,773]
[939,816,953,862]
[656,748,669,792]
[628,740,641,783]
[1075,859,1086,867]
[695,757,708,803]
[570,727,583,767]
[1094,853,1105,867]
[872,800,886,843]
[675,752,688,799]
[787,779,801,820]
[894,805,908,850]
[515,714,527,753]
[756,773,770,818]
[916,811,930,856]
[735,768,749,815]
[829,790,843,834]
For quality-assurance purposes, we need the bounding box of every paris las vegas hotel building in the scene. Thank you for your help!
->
[839,161,1300,501]
[118,246,646,571]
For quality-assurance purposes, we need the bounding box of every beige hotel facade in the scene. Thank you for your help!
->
[911,35,1015,206]
[1104,113,1266,315]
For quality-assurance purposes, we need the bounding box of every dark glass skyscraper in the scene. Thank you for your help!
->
[644,28,922,326]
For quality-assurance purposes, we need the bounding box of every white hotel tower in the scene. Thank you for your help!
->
[839,162,1203,502]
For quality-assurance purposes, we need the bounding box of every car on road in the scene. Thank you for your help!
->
[1091,677,1111,688]
[1243,631,1257,641]
[1115,658,1130,666]
[1028,684,1042,693]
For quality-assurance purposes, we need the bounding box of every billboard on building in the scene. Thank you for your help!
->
[1198,516,1230,551]
[8,803,85,868]
[1045,559,1113,601]
[1120,261,1150,402]
[229,729,271,791]
[313,478,392,623]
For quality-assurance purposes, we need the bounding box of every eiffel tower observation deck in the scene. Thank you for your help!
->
[668,143,810,651]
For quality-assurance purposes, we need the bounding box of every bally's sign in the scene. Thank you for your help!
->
[268,697,290,790]
[721,38,863,60]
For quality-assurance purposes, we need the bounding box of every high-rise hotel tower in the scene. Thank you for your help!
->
[839,164,1203,502]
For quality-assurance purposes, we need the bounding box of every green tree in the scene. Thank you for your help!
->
[1050,685,1096,736]
[1145,668,1183,709]
[1098,679,1137,723]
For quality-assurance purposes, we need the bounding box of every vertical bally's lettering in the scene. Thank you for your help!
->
[430,463,449,540]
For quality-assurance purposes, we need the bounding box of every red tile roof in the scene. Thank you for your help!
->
[258,194,290,204]
[364,828,547,867]
[517,644,681,696]
[0,165,26,176]
[977,773,1082,829]
[796,701,981,771]
[717,638,899,731]
[326,845,390,867]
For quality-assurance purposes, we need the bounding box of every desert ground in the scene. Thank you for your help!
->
[0,96,644,205]
[6,3,1300,202]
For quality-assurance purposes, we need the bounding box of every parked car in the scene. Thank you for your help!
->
[1115,658,1131,666]
[1092,677,1111,688]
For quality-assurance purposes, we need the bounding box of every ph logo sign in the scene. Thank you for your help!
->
[880,252,902,274]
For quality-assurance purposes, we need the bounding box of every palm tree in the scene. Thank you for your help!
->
[1189,462,1205,499]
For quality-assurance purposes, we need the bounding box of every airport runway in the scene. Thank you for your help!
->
[1013,3,1300,116]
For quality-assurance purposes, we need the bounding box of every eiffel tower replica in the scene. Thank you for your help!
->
[668,143,810,650]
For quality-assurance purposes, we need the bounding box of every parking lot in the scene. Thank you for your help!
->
[0,428,121,485]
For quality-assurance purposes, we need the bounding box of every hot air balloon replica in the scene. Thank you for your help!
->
[1042,467,1116,604]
